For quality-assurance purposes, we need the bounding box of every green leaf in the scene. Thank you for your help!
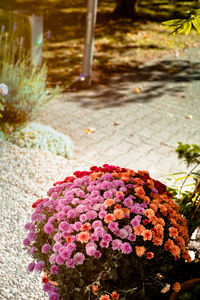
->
[183,21,192,35]
[162,19,184,27]
[192,18,200,34]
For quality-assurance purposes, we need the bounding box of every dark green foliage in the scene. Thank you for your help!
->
[168,142,200,237]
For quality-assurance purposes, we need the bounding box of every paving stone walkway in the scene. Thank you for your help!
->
[38,46,200,181]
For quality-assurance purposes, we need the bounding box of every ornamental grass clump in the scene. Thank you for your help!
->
[0,30,59,129]
[24,165,192,300]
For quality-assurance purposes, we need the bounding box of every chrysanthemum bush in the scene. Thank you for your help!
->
[23,165,192,300]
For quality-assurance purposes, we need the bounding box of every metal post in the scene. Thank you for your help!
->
[82,0,98,86]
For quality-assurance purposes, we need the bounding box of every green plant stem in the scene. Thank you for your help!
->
[179,161,200,199]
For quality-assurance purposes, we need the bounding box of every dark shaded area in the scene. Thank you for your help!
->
[67,58,200,109]
[0,0,199,88]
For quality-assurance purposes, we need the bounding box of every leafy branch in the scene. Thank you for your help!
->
[162,9,200,35]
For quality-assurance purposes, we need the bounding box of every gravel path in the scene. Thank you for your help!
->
[0,140,88,300]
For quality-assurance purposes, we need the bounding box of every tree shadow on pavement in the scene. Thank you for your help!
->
[67,57,200,109]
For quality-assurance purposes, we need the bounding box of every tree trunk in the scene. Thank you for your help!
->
[113,0,139,20]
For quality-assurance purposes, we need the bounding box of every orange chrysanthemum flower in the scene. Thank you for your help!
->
[142,229,152,241]
[149,203,158,213]
[145,208,155,218]
[134,224,145,235]
[80,223,91,232]
[137,170,149,177]
[100,295,110,300]
[147,179,154,189]
[169,227,179,239]
[104,198,115,207]
[156,218,165,226]
[78,231,90,243]
[170,245,181,257]
[89,172,102,181]
[113,209,125,220]
[66,235,73,243]
[111,291,119,300]
[152,237,163,246]
[149,215,158,225]
[92,285,98,295]
[104,214,115,223]
[182,250,192,262]
[146,252,154,259]
[133,177,144,185]
[114,204,122,210]
[144,196,150,204]
[173,282,181,292]
[135,246,145,257]
[135,186,145,199]
[122,207,130,215]
[42,275,49,284]
[175,236,185,249]
[164,239,174,251]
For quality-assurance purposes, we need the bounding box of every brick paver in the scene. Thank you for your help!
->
[38,47,200,181]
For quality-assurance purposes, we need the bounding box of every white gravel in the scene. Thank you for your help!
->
[0,140,88,300]
[1,140,199,300]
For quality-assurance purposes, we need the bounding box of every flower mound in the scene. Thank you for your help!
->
[24,165,191,300]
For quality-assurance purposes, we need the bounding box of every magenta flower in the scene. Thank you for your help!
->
[53,232,62,242]
[128,233,136,242]
[42,244,51,253]
[100,240,109,248]
[56,255,65,265]
[53,242,62,253]
[86,210,97,220]
[66,258,75,268]
[92,220,102,228]
[29,246,35,255]
[80,214,88,222]
[58,221,69,231]
[24,222,31,231]
[66,242,76,253]
[67,209,77,219]
[94,250,102,258]
[23,238,30,246]
[108,221,119,232]
[73,221,82,231]
[119,229,129,239]
[43,282,52,292]
[28,231,36,241]
[35,261,45,272]
[90,233,99,242]
[94,226,105,237]
[99,210,106,219]
[28,262,35,272]
[121,242,132,254]
[102,233,112,243]
[50,264,59,274]
[59,247,70,260]
[49,253,57,264]
[103,191,113,198]
[130,215,142,227]
[74,252,85,265]
[112,239,122,251]
[49,292,59,300]
[44,223,54,234]
[37,214,46,223]
[123,198,133,208]
[86,245,96,256]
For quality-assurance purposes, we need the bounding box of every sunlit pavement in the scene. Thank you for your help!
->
[38,46,200,181]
